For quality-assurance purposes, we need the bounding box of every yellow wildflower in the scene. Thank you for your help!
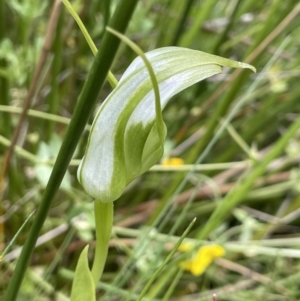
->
[177,242,193,252]
[161,157,184,166]
[179,244,225,276]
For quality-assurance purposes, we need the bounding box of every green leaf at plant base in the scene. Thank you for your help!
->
[78,47,255,202]
[70,245,95,301]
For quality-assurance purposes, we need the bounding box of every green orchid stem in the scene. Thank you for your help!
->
[91,200,114,285]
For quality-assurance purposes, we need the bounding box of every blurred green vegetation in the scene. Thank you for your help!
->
[1,0,300,300]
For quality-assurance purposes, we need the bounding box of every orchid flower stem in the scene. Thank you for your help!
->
[91,200,114,286]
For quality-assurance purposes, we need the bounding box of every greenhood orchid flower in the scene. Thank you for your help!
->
[77,47,255,202]
[73,43,255,301]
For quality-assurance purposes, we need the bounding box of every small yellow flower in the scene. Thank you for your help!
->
[161,157,184,166]
[179,244,225,276]
[177,242,193,252]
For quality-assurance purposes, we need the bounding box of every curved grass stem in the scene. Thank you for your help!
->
[61,0,118,88]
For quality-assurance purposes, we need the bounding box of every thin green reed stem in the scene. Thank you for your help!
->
[0,0,11,249]
[102,0,111,27]
[244,0,282,57]
[0,0,11,132]
[0,211,35,260]
[136,218,196,301]
[3,1,138,300]
[213,0,243,54]
[0,0,4,41]
[147,265,179,299]
[161,268,183,301]
[0,105,85,127]
[91,201,114,285]
[0,0,11,137]
[171,0,196,45]
[179,0,217,47]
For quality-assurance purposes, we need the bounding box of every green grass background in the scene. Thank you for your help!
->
[1,0,300,300]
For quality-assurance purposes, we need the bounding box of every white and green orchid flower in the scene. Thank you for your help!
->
[73,29,255,301]
[77,46,255,203]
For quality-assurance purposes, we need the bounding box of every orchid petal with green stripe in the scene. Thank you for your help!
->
[78,47,255,202]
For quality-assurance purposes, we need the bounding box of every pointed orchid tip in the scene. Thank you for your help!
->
[238,61,256,73]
